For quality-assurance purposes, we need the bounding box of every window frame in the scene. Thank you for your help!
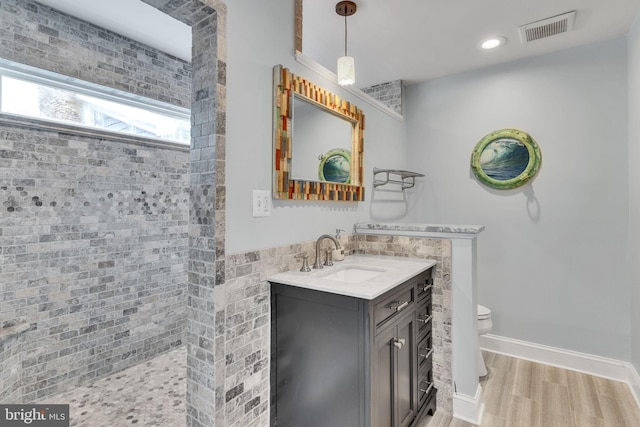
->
[0,59,191,146]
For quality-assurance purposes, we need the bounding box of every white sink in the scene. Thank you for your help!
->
[319,266,387,283]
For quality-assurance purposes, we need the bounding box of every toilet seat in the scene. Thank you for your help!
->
[478,304,491,320]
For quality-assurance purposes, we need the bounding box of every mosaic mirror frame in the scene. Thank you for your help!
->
[272,65,365,201]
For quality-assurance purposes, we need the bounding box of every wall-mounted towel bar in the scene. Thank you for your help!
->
[373,167,425,190]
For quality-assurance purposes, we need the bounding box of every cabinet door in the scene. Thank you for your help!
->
[271,285,365,427]
[396,313,417,427]
[374,313,417,427]
[375,326,395,427]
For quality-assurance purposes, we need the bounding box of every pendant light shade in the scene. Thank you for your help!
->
[336,1,357,87]
[337,56,355,86]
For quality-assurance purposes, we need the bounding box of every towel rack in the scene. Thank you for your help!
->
[373,167,425,190]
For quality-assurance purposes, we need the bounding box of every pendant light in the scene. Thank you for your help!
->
[336,1,357,86]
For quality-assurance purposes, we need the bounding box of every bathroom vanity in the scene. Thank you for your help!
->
[269,255,437,427]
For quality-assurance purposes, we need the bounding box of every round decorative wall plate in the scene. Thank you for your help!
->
[470,129,541,190]
[318,148,351,183]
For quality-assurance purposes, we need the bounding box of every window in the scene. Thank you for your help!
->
[0,62,190,145]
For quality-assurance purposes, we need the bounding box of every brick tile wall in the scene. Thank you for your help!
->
[353,234,453,412]
[149,0,229,425]
[0,0,191,108]
[0,0,192,403]
[0,322,31,403]
[0,120,190,402]
[361,80,403,116]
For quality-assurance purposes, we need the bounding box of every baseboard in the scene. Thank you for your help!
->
[452,384,484,425]
[480,334,630,381]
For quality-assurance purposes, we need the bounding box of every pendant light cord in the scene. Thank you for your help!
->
[344,14,348,56]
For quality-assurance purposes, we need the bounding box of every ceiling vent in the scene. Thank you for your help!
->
[518,11,576,44]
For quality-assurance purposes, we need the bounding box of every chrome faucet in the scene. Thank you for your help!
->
[313,234,342,269]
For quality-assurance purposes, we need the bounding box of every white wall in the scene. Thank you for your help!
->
[629,18,640,371]
[225,0,408,254]
[404,39,631,360]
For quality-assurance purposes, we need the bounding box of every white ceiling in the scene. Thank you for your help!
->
[305,0,640,87]
[34,0,640,88]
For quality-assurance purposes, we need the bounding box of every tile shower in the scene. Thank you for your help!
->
[0,0,192,405]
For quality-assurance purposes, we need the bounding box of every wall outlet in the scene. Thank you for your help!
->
[252,190,271,217]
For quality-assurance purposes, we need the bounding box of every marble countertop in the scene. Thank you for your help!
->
[355,222,485,238]
[268,254,436,300]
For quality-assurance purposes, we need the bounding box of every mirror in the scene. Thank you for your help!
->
[291,95,353,183]
[273,65,365,201]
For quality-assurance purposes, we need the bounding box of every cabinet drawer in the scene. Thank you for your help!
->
[417,330,434,372]
[374,284,415,331]
[418,368,435,407]
[416,273,433,302]
[416,298,433,337]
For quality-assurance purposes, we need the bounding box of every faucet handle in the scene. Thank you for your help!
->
[324,249,333,267]
[299,254,311,272]
[336,229,345,238]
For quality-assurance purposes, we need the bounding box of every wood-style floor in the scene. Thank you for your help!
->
[420,351,640,427]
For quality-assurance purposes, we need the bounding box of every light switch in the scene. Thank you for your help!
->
[252,190,271,217]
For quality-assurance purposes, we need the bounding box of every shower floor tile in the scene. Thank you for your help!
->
[41,346,187,427]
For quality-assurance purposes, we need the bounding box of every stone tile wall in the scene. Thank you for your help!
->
[0,0,191,108]
[0,0,193,403]
[295,0,303,52]
[0,119,190,402]
[134,1,228,426]
[185,5,226,426]
[220,237,355,427]
[0,321,31,403]
[353,234,453,412]
[361,80,404,116]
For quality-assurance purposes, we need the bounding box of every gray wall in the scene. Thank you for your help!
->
[225,0,409,254]
[0,0,190,401]
[404,39,631,360]
[629,17,640,373]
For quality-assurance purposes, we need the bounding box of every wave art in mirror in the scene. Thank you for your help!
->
[273,65,365,201]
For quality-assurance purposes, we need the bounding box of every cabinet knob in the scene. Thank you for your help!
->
[393,338,405,349]
[421,284,433,292]
[389,301,409,312]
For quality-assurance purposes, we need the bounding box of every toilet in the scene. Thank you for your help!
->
[477,304,493,377]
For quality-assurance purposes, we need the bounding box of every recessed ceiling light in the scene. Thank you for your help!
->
[481,37,506,50]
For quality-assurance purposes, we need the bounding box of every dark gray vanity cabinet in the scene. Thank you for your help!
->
[270,268,436,427]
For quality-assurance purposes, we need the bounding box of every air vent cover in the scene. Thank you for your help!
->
[518,11,576,44]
